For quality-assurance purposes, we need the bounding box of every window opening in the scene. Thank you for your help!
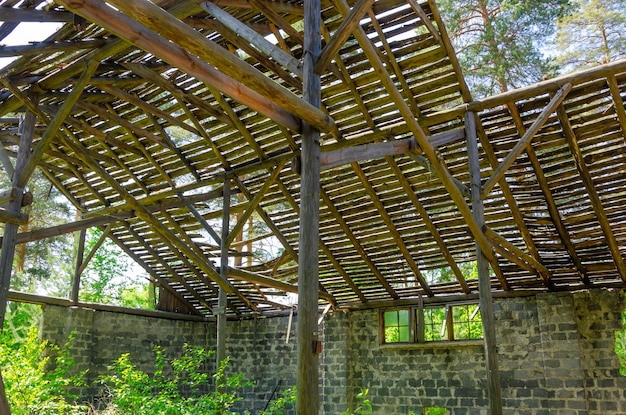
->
[616,293,626,375]
[383,309,411,343]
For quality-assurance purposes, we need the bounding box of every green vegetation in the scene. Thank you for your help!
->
[616,295,626,376]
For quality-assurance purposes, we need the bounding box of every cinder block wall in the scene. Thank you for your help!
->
[40,289,625,414]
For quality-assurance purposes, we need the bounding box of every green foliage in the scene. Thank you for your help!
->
[343,388,372,415]
[0,326,88,415]
[555,0,626,71]
[438,0,571,96]
[81,228,152,309]
[258,386,296,415]
[100,345,252,415]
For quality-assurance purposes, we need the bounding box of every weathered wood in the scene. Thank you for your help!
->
[466,111,503,415]
[353,163,434,296]
[212,0,303,14]
[483,226,551,279]
[0,209,28,225]
[200,1,302,78]
[71,228,87,303]
[315,0,376,74]
[8,289,211,321]
[320,137,418,170]
[216,179,230,368]
[557,106,626,282]
[0,102,37,331]
[17,60,100,189]
[63,0,336,134]
[0,8,74,22]
[297,0,322,412]
[482,83,572,198]
[0,40,105,57]
[225,162,285,246]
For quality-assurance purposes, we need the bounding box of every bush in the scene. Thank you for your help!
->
[0,326,87,415]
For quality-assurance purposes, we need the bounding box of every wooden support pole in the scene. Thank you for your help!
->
[0,100,38,415]
[297,0,321,412]
[466,112,502,415]
[217,179,230,368]
[71,227,87,304]
[481,83,572,198]
[0,103,37,329]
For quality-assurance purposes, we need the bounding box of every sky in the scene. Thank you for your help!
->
[0,22,63,71]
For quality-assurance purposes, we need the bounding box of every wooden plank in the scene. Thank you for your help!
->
[225,162,286,246]
[8,289,210,321]
[62,0,335,134]
[320,137,418,170]
[0,209,28,225]
[212,0,303,14]
[0,8,74,22]
[0,39,105,57]
[466,111,503,415]
[315,0,376,74]
[482,83,572,198]
[200,1,302,78]
[17,60,100,189]
[557,106,626,282]
[352,163,434,296]
[483,226,551,279]
[297,0,322,412]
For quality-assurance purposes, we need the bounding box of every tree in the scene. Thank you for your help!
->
[0,169,75,296]
[554,0,626,72]
[438,0,572,96]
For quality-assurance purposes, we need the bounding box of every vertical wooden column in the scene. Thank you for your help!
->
[0,106,37,328]
[216,179,230,369]
[466,111,503,414]
[297,0,321,413]
[0,104,37,415]
[71,226,87,304]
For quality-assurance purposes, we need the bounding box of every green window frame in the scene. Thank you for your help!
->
[382,309,411,343]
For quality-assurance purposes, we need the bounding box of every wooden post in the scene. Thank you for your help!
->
[0,103,37,328]
[0,101,37,415]
[466,111,503,414]
[297,0,321,413]
[71,226,87,304]
[216,180,230,370]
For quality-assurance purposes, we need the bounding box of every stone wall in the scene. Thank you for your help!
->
[40,288,625,414]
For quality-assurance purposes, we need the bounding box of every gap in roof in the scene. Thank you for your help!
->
[0,22,64,71]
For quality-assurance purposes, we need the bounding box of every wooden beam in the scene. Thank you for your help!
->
[0,8,74,22]
[482,83,572,198]
[200,1,302,78]
[76,224,112,277]
[0,209,28,225]
[0,40,105,57]
[320,136,419,170]
[225,162,286,246]
[17,60,100,189]
[352,163,434,296]
[71,228,87,303]
[298,0,321,412]
[7,290,210,321]
[421,58,626,127]
[212,0,303,14]
[557,106,626,282]
[216,180,230,367]
[62,0,335,134]
[315,0,376,74]
[466,111,503,415]
[483,226,551,281]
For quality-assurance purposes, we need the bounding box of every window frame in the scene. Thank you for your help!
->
[380,300,483,348]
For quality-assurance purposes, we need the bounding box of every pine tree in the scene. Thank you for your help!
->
[554,0,626,72]
[438,0,572,97]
